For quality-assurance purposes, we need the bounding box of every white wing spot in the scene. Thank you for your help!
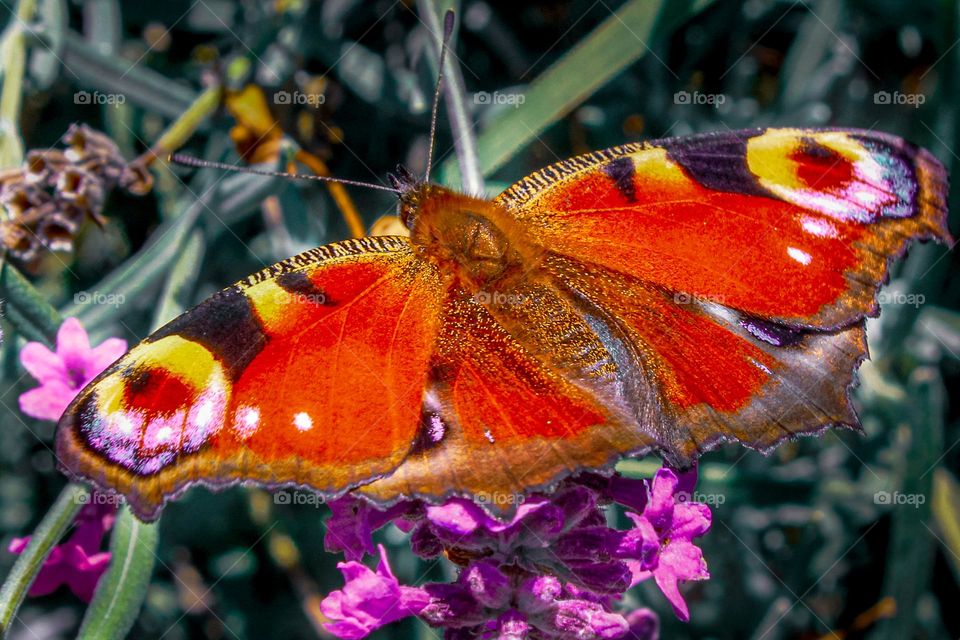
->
[234,406,260,440]
[787,246,812,265]
[800,216,838,238]
[294,412,313,432]
[194,400,214,428]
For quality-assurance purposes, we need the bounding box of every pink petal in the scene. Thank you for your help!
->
[644,469,679,525]
[55,317,90,361]
[373,544,397,581]
[653,564,690,622]
[659,540,709,583]
[19,342,66,383]
[19,380,76,421]
[672,502,712,539]
[8,537,30,554]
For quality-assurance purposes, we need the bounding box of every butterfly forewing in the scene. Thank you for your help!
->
[57,236,444,520]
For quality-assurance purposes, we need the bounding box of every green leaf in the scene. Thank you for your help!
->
[439,0,714,184]
[76,507,160,640]
[932,468,960,586]
[0,258,63,345]
[0,483,88,637]
[871,368,945,640]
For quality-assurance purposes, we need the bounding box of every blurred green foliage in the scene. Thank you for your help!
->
[0,0,959,638]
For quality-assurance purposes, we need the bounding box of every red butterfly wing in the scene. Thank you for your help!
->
[56,236,443,520]
[490,127,949,462]
[496,128,950,328]
[547,255,865,462]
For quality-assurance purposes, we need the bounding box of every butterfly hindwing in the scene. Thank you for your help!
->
[359,283,656,507]
[56,236,444,520]
[548,255,866,463]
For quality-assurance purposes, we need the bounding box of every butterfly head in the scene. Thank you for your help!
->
[389,165,434,231]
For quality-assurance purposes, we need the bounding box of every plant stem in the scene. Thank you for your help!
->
[0,0,38,170]
[135,84,223,167]
[417,0,484,194]
[0,483,88,638]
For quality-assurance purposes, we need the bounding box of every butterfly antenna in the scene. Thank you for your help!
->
[424,10,456,184]
[168,154,401,194]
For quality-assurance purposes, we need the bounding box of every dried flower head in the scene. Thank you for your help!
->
[0,124,152,270]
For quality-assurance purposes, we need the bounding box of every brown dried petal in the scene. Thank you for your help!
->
[1,183,51,216]
[56,167,105,213]
[25,150,68,185]
[1,221,40,261]
[63,124,123,163]
[37,216,76,252]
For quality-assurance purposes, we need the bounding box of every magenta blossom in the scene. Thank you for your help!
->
[18,317,126,421]
[8,497,116,602]
[321,544,431,638]
[320,466,711,638]
[627,469,711,621]
[10,317,125,602]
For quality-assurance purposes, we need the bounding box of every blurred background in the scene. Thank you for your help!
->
[0,0,959,638]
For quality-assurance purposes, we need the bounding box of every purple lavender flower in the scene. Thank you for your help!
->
[18,317,126,421]
[321,544,430,638]
[7,497,116,602]
[320,465,711,639]
[625,469,711,622]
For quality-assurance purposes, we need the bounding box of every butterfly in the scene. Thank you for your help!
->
[55,127,950,521]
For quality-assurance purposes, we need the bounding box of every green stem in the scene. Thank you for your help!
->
[0,0,38,169]
[76,508,159,640]
[140,84,223,165]
[0,483,88,638]
[417,0,484,193]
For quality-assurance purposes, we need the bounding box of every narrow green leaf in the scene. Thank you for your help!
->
[0,258,63,344]
[76,508,159,640]
[439,0,714,183]
[871,368,945,640]
[152,230,205,327]
[61,31,196,119]
[932,468,960,586]
[0,483,88,637]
